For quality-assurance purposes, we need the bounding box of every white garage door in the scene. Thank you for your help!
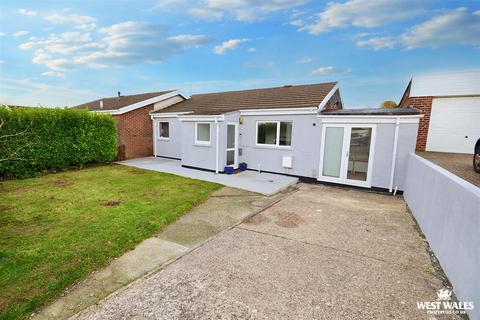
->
[426,97,480,154]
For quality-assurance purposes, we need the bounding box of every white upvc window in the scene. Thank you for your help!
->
[158,121,170,140]
[195,122,211,145]
[256,121,292,147]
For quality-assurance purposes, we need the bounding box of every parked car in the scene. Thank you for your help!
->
[475,138,480,173]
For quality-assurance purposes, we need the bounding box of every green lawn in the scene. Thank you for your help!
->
[0,164,221,319]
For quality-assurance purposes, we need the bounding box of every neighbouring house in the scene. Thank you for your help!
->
[151,82,422,191]
[73,90,188,160]
[399,70,480,154]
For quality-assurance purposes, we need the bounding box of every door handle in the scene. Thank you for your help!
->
[346,151,349,158]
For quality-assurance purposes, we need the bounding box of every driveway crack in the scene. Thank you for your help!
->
[235,226,434,276]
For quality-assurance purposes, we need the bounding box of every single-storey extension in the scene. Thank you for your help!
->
[73,90,188,160]
[151,82,422,192]
[399,70,480,154]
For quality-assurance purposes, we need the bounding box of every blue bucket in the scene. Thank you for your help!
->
[224,166,234,174]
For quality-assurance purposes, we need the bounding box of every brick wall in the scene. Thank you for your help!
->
[113,104,153,160]
[407,96,434,151]
[323,89,343,110]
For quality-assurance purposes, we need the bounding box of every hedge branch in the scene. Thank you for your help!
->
[0,118,33,163]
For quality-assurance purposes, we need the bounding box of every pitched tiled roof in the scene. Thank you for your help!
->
[72,91,174,111]
[152,82,337,115]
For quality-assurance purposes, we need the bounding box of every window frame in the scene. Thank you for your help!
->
[195,122,212,146]
[158,121,170,140]
[255,120,292,148]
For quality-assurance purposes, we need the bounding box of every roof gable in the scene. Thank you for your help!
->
[73,90,175,111]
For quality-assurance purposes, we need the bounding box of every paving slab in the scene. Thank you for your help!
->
[118,157,298,196]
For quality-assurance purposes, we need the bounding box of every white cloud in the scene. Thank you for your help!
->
[191,0,308,22]
[300,0,424,34]
[247,47,256,52]
[41,71,65,78]
[0,32,7,36]
[168,34,213,47]
[19,21,213,71]
[0,77,104,107]
[355,7,480,51]
[31,49,76,70]
[154,0,186,9]
[310,66,352,76]
[188,7,223,21]
[13,30,29,38]
[289,19,305,27]
[296,57,312,64]
[43,12,97,30]
[356,36,397,50]
[214,38,249,54]
[400,7,480,49]
[18,8,38,16]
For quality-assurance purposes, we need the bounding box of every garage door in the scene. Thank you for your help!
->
[426,97,480,154]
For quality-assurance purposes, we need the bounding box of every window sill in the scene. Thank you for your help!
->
[254,144,292,150]
[158,137,170,141]
[194,142,212,147]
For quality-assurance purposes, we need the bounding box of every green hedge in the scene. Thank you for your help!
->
[0,107,117,178]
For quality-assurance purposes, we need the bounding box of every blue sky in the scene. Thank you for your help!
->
[0,0,479,108]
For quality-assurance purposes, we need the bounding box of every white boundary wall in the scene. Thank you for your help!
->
[404,153,480,319]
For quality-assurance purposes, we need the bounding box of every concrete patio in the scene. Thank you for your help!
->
[118,157,299,196]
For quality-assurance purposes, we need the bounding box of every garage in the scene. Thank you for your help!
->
[426,97,480,153]
[399,70,480,154]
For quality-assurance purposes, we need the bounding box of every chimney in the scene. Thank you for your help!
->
[117,91,121,100]
[99,100,103,110]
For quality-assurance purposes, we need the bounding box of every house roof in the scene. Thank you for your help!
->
[321,107,421,116]
[152,82,338,115]
[72,90,174,111]
[409,70,480,97]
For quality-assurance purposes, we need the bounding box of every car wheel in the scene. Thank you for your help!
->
[474,145,480,174]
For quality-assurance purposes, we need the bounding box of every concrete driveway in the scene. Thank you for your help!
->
[418,151,479,188]
[72,184,453,320]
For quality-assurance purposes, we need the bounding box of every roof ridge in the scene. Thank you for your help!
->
[190,82,337,97]
[98,90,174,101]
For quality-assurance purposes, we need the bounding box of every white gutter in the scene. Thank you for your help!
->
[150,111,192,120]
[389,117,400,193]
[179,114,225,122]
[215,116,220,174]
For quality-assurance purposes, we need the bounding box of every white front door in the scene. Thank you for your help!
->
[226,123,239,169]
[318,124,376,188]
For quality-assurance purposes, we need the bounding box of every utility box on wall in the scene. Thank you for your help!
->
[282,156,293,168]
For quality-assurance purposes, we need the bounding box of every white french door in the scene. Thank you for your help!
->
[226,123,239,169]
[318,124,376,188]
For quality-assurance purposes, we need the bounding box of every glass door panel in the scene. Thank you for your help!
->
[226,124,238,168]
[347,128,372,181]
[322,127,344,178]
